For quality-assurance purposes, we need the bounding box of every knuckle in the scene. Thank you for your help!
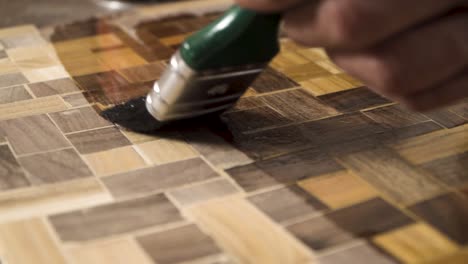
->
[367,54,403,95]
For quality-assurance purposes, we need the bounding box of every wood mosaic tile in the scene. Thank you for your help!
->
[0,95,68,121]
[168,178,239,207]
[0,1,466,262]
[318,86,391,113]
[318,242,398,264]
[373,223,459,263]
[66,238,152,264]
[340,147,445,205]
[0,218,66,264]
[18,148,92,185]
[0,85,32,104]
[49,193,182,242]
[0,114,70,155]
[84,146,146,177]
[66,126,131,154]
[0,72,28,88]
[409,192,468,245]
[0,178,112,223]
[0,144,29,191]
[102,158,219,199]
[260,89,339,122]
[49,106,112,133]
[248,185,327,224]
[28,78,80,97]
[298,170,378,209]
[135,138,198,165]
[137,224,222,264]
[189,196,314,264]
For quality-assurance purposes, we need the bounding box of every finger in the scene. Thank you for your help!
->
[283,0,462,49]
[327,13,468,99]
[402,68,468,111]
[235,0,305,12]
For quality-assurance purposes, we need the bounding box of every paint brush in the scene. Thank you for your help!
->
[101,5,281,132]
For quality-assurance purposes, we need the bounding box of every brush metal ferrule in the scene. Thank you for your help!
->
[146,51,265,122]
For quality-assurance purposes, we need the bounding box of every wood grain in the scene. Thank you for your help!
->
[18,148,93,184]
[0,95,68,121]
[49,106,112,133]
[318,242,398,264]
[137,224,222,264]
[0,114,70,155]
[102,158,219,199]
[318,87,390,113]
[0,85,32,104]
[340,147,445,205]
[66,238,152,264]
[221,106,291,134]
[363,104,430,128]
[0,144,29,191]
[0,218,66,264]
[248,185,327,224]
[84,146,146,176]
[50,193,183,242]
[0,72,28,88]
[409,192,468,245]
[28,78,80,97]
[66,126,131,154]
[373,223,459,263]
[250,67,298,93]
[168,178,239,206]
[188,196,314,264]
[136,138,198,165]
[260,89,339,122]
[298,170,378,209]
[62,93,89,108]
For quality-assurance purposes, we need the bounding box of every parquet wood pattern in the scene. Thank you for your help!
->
[0,1,466,263]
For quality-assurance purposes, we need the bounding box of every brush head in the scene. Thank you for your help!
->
[100,96,166,133]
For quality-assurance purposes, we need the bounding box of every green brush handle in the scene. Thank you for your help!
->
[180,6,281,71]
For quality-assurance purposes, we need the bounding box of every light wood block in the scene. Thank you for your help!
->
[298,170,378,209]
[0,218,66,264]
[23,65,70,83]
[373,223,459,263]
[0,178,112,223]
[84,146,147,176]
[66,238,152,264]
[0,95,68,121]
[301,75,357,96]
[96,47,147,70]
[188,196,315,264]
[0,58,19,75]
[136,138,198,165]
[53,33,123,54]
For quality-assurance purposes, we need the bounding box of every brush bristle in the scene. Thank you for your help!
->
[100,97,166,133]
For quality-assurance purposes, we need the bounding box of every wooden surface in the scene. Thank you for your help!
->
[0,0,467,263]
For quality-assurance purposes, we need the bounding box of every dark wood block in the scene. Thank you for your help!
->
[27,78,80,97]
[103,158,219,199]
[248,185,327,224]
[137,224,221,264]
[251,67,298,93]
[73,71,129,92]
[49,106,112,133]
[0,72,28,88]
[409,192,468,245]
[49,193,183,242]
[340,147,445,205]
[66,126,131,154]
[232,124,315,159]
[0,85,32,104]
[0,144,29,191]
[260,89,338,122]
[0,114,70,155]
[363,104,430,128]
[221,106,291,134]
[424,108,467,128]
[287,215,356,250]
[420,153,468,187]
[229,97,266,112]
[318,87,391,113]
[327,198,413,236]
[18,148,92,185]
[228,148,343,192]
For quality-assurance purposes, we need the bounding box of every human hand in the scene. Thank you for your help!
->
[236,0,468,111]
